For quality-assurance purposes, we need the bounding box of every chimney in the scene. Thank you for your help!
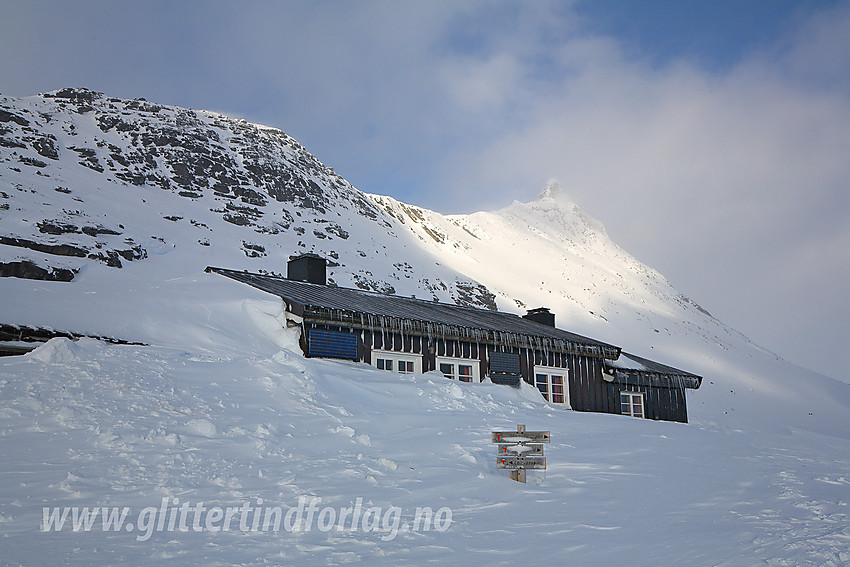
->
[287,253,326,285]
[523,307,555,327]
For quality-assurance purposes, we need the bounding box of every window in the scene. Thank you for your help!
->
[436,357,479,383]
[620,392,645,418]
[533,366,569,405]
[371,350,421,374]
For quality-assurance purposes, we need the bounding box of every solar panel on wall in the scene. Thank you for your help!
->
[308,329,358,360]
[488,351,522,386]
[489,351,521,375]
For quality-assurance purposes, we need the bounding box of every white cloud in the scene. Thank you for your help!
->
[425,2,850,379]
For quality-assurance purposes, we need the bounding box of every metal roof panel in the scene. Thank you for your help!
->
[206,267,619,351]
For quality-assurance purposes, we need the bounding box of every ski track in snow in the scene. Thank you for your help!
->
[1,338,848,566]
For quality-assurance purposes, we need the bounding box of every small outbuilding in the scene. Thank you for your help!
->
[207,254,702,423]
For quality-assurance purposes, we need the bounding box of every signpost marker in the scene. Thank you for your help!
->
[492,424,549,483]
[511,425,527,483]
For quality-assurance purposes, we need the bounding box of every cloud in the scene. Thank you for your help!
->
[425,2,850,379]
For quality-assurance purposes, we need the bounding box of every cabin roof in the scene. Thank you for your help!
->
[605,351,702,388]
[206,267,620,357]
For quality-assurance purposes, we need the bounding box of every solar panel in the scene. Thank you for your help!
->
[489,351,521,375]
[308,328,358,360]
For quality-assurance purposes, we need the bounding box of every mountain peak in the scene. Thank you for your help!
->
[536,178,568,202]
[41,87,104,102]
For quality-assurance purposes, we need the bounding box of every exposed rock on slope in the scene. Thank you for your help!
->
[0,88,494,308]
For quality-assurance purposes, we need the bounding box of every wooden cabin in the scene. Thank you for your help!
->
[206,254,701,423]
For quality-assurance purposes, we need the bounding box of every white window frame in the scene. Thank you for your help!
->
[371,349,422,374]
[620,391,645,418]
[533,365,570,407]
[436,356,480,383]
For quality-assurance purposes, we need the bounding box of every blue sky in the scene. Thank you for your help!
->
[576,1,809,69]
[1,0,849,380]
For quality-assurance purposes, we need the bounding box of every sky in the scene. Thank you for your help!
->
[1,0,848,381]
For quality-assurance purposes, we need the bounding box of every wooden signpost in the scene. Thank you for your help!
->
[492,424,549,483]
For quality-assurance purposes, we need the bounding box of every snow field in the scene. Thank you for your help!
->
[1,334,848,566]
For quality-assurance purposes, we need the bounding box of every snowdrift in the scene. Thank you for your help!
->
[1,303,849,565]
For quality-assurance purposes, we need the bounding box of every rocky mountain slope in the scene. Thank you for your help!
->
[0,88,495,307]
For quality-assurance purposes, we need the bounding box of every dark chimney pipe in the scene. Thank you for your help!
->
[523,307,555,327]
[287,253,326,285]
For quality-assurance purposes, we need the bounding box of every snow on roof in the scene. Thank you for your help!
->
[608,353,649,371]
[606,351,702,381]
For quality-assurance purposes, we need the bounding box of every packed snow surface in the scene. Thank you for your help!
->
[1,291,849,566]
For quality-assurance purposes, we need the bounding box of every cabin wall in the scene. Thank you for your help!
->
[311,325,532,380]
[561,356,689,422]
[301,322,690,423]
[604,381,689,423]
[366,329,490,375]
[305,323,606,396]
[562,355,617,415]
[516,351,613,414]
[520,350,628,415]
[519,349,571,385]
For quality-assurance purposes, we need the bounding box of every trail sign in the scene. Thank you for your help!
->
[496,456,547,470]
[491,424,549,482]
[497,443,545,456]
[491,430,550,443]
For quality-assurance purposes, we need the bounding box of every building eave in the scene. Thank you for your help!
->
[206,266,621,359]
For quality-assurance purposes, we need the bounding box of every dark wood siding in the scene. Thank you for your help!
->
[360,330,491,378]
[605,381,689,423]
[302,322,690,423]
[567,357,625,415]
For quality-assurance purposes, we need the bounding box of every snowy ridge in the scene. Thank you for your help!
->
[369,184,850,438]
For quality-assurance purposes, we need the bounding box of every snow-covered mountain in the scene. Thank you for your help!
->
[0,88,495,307]
[2,88,850,566]
[1,88,848,437]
